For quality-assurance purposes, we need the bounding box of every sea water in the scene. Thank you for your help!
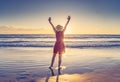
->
[0,34,120,48]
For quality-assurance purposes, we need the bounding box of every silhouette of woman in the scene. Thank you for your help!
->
[48,16,71,68]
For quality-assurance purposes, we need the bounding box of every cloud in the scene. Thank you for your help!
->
[0,25,14,29]
[0,25,53,34]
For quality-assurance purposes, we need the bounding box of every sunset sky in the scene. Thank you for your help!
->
[0,0,120,34]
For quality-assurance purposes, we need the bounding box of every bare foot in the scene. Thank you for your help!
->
[58,66,62,69]
[49,66,53,69]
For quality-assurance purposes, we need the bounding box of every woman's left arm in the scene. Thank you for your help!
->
[63,16,71,32]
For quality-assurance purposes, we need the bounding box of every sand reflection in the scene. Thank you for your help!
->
[45,67,61,82]
[37,66,120,82]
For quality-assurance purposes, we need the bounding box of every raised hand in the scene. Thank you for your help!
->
[63,16,71,32]
[48,17,51,22]
[48,17,56,32]
[67,16,71,21]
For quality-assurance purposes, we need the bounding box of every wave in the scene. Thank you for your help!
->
[0,41,120,48]
[0,34,120,48]
[0,34,120,39]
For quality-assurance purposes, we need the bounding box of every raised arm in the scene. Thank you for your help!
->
[48,17,56,33]
[63,16,71,32]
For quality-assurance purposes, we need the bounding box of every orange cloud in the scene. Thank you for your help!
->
[0,26,53,34]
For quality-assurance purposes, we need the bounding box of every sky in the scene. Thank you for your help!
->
[0,0,120,34]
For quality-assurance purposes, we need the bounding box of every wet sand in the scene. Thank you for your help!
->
[0,47,120,82]
[38,66,120,82]
[0,65,119,82]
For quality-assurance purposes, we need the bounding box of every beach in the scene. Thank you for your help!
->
[0,47,120,82]
[0,34,120,82]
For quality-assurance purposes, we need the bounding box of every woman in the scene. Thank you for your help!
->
[48,16,71,68]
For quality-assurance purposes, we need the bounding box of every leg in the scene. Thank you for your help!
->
[58,68,61,75]
[58,53,62,68]
[50,53,57,67]
[49,67,54,76]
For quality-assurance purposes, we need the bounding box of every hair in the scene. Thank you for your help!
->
[55,25,63,32]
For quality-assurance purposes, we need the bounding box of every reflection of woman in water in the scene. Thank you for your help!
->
[48,16,71,68]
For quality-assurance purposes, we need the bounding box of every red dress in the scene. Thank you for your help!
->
[53,31,65,54]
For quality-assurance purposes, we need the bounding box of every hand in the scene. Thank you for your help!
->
[67,16,71,21]
[48,17,51,22]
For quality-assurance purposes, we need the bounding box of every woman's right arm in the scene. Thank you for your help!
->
[48,17,56,33]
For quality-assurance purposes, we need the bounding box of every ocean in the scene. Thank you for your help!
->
[0,34,120,82]
[0,34,120,48]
